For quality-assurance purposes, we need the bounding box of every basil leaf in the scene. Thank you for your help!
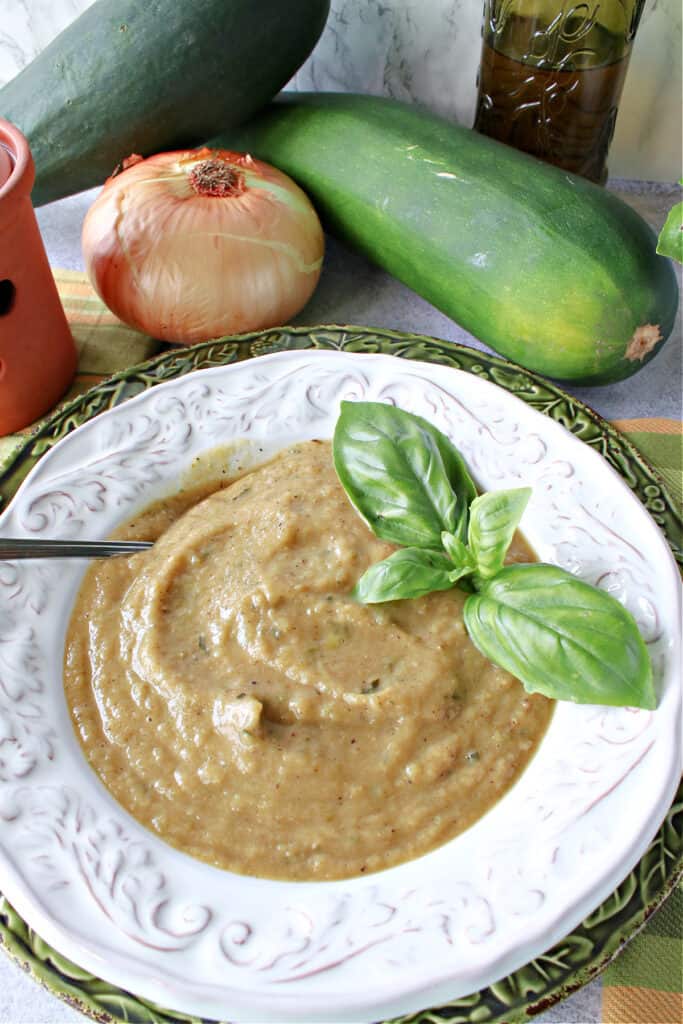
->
[656,182,682,264]
[334,401,477,548]
[353,548,456,603]
[447,564,476,586]
[468,487,531,579]
[441,530,470,565]
[463,564,655,709]
[441,529,477,581]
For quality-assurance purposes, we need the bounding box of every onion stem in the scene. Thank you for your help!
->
[189,159,244,198]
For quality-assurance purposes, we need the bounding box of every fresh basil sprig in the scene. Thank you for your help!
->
[333,401,655,710]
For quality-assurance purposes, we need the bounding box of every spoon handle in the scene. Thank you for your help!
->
[0,539,153,559]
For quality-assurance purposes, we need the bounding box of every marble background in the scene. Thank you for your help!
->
[0,0,681,182]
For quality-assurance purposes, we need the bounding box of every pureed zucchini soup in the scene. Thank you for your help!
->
[64,441,553,881]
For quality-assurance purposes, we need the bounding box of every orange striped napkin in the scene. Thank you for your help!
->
[602,416,681,1024]
[0,269,163,466]
[612,417,682,508]
[601,883,683,1024]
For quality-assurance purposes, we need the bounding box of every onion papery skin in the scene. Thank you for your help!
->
[82,148,325,344]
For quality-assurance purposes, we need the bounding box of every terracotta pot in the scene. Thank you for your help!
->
[0,118,77,434]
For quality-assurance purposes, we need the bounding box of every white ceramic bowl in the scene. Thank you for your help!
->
[0,350,679,1023]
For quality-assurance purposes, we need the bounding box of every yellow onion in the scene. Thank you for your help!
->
[81,148,324,344]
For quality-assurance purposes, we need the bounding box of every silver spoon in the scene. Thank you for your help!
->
[0,539,154,560]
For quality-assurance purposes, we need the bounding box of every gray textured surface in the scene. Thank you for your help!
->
[0,179,680,1024]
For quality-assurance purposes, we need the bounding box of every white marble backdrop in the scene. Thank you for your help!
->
[288,0,481,126]
[0,0,680,176]
[0,0,85,81]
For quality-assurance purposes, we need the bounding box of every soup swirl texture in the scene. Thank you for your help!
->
[65,441,553,880]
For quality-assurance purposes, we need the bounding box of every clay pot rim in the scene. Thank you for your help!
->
[0,118,35,205]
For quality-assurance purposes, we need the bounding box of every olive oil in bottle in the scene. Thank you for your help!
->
[473,1,646,184]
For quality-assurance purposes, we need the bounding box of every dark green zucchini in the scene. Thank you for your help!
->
[0,0,329,207]
[218,93,679,385]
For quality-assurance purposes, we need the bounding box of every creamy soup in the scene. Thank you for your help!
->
[64,441,553,881]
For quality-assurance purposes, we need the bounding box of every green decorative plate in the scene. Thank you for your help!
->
[0,326,681,1024]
